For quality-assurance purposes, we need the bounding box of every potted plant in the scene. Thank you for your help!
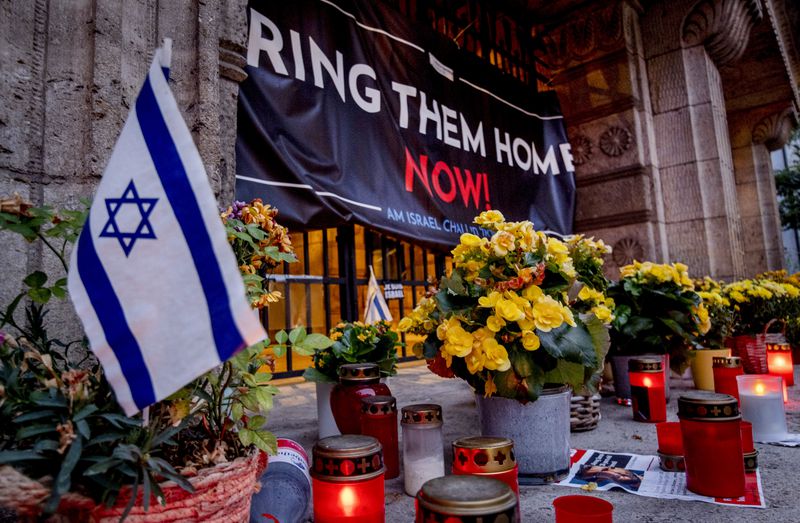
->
[688,277,736,390]
[0,196,324,520]
[399,211,609,484]
[302,320,399,438]
[722,275,800,373]
[607,261,709,400]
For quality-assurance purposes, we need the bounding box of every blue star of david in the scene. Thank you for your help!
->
[99,180,158,256]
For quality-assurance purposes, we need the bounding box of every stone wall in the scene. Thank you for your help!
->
[0,0,249,336]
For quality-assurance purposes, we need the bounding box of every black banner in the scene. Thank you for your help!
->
[236,0,576,248]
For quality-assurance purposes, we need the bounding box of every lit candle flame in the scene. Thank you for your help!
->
[339,485,357,517]
[774,356,787,368]
[754,382,766,396]
[643,377,653,388]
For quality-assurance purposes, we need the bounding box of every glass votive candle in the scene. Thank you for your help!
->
[452,436,518,496]
[737,374,788,441]
[678,391,745,498]
[415,475,518,522]
[713,356,743,402]
[628,357,667,422]
[360,395,399,479]
[552,495,614,523]
[741,421,758,472]
[311,435,385,523]
[766,342,794,387]
[655,421,684,472]
[402,404,445,496]
[330,363,391,435]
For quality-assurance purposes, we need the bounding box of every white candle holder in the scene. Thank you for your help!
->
[737,374,788,441]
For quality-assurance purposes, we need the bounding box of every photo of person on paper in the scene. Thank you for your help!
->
[575,464,643,490]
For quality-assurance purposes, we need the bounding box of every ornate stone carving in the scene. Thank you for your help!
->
[570,134,594,165]
[612,237,645,266]
[219,39,248,83]
[752,107,797,150]
[538,2,625,69]
[681,0,762,66]
[599,126,633,156]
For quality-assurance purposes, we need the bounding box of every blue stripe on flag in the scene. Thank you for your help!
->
[77,215,156,410]
[373,295,387,320]
[135,76,245,361]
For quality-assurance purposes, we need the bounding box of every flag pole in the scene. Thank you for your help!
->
[160,38,172,69]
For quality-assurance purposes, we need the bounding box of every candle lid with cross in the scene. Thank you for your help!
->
[628,357,663,373]
[338,362,381,384]
[401,403,443,426]
[361,395,397,416]
[416,475,517,519]
[678,391,740,421]
[452,436,516,474]
[311,434,384,482]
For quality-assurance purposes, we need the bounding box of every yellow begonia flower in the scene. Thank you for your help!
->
[487,315,506,332]
[695,304,711,335]
[532,296,568,332]
[479,291,502,308]
[398,317,413,332]
[522,331,541,351]
[578,286,604,303]
[444,325,474,358]
[475,210,505,226]
[484,374,497,397]
[522,285,544,302]
[460,233,484,248]
[482,338,511,371]
[491,230,516,257]
[495,298,525,322]
[518,317,535,331]
[592,305,614,323]
[466,347,486,374]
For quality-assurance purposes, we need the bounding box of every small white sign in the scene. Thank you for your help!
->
[383,282,405,300]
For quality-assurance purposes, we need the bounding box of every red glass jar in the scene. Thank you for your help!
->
[713,356,743,402]
[628,358,666,423]
[741,421,758,472]
[415,475,517,523]
[452,436,520,522]
[311,435,385,523]
[331,363,391,435]
[360,395,399,479]
[766,341,794,387]
[678,391,745,498]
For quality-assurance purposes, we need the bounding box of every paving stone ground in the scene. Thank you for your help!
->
[270,364,800,522]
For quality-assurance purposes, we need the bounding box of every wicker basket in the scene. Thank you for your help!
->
[570,393,601,432]
[0,449,266,522]
[728,319,785,374]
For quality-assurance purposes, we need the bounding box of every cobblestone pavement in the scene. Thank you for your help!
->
[270,364,800,522]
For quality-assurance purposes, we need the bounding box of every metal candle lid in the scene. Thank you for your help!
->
[401,403,443,426]
[628,357,663,373]
[311,435,384,482]
[338,362,380,384]
[678,391,740,421]
[766,342,791,352]
[416,475,517,519]
[452,436,516,473]
[360,395,397,416]
[712,356,742,368]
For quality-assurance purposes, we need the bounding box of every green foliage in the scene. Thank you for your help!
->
[303,321,400,383]
[775,135,800,231]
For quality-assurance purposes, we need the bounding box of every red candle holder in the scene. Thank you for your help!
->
[713,356,744,402]
[360,395,399,479]
[629,358,667,423]
[766,342,794,387]
[331,363,391,435]
[655,422,685,472]
[552,495,614,523]
[311,435,385,523]
[678,391,745,498]
[415,475,517,522]
[741,421,758,472]
[452,436,520,520]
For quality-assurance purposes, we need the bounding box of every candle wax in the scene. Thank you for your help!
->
[404,456,445,496]
[739,391,788,441]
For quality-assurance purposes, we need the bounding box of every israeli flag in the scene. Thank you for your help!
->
[363,266,393,324]
[68,41,266,415]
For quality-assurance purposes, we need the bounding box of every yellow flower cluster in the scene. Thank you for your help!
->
[577,286,616,324]
[565,235,612,263]
[723,278,800,304]
[619,261,694,290]
[435,318,512,374]
[397,297,437,333]
[693,303,712,335]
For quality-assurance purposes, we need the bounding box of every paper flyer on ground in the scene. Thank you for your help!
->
[558,449,765,508]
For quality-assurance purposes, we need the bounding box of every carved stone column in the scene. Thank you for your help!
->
[730,106,794,273]
[538,1,668,277]
[642,0,761,281]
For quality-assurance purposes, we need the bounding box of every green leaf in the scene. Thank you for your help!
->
[54,436,83,497]
[73,404,99,421]
[13,409,58,423]
[84,458,122,476]
[28,287,52,304]
[302,366,337,383]
[23,271,47,288]
[509,350,534,378]
[17,424,57,439]
[275,330,289,344]
[75,419,91,439]
[538,323,597,368]
[247,415,267,429]
[300,333,334,350]
[542,360,585,390]
[231,401,244,422]
[288,326,307,345]
[239,428,278,454]
[0,450,48,463]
